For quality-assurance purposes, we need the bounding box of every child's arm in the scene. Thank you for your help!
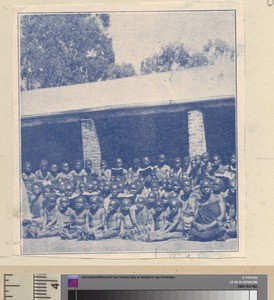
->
[129,207,137,228]
[119,216,125,236]
[163,215,181,234]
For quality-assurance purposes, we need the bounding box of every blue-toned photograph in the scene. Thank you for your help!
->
[19,10,238,255]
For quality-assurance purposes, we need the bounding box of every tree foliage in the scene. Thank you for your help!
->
[141,39,234,75]
[20,14,118,90]
[101,63,136,80]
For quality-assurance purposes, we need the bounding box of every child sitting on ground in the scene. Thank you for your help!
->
[130,197,153,240]
[38,193,58,238]
[148,198,168,241]
[97,199,121,240]
[70,160,86,186]
[60,196,88,240]
[119,198,135,239]
[86,195,105,240]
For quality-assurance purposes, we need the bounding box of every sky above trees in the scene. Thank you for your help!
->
[109,11,235,71]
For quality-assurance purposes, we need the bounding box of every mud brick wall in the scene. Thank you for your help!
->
[81,118,101,173]
[188,110,207,157]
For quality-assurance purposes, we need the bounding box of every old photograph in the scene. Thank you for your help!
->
[16,8,242,256]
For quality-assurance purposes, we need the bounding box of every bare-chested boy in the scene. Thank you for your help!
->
[97,199,121,239]
[127,158,141,183]
[86,195,105,240]
[70,160,86,186]
[148,199,168,241]
[35,159,52,185]
[170,157,183,178]
[149,199,184,241]
[59,162,74,182]
[22,161,36,192]
[38,193,58,238]
[154,154,171,182]
[119,198,135,239]
[29,182,46,220]
[60,196,88,240]
[130,197,153,240]
[180,180,196,234]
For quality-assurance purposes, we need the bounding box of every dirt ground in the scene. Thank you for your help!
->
[22,237,238,255]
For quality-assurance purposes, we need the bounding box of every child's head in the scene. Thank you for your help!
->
[108,199,120,213]
[200,179,212,196]
[62,162,70,173]
[117,182,125,194]
[136,196,146,210]
[160,178,167,190]
[39,159,49,171]
[47,193,57,208]
[110,183,119,197]
[121,198,131,213]
[183,156,190,168]
[85,159,92,170]
[165,178,173,192]
[172,178,181,193]
[190,157,196,168]
[103,182,110,193]
[142,156,151,167]
[212,154,222,167]
[202,152,210,164]
[43,184,54,199]
[147,191,157,205]
[89,195,101,211]
[182,179,192,195]
[115,158,123,169]
[158,154,166,165]
[58,180,67,193]
[212,178,224,194]
[154,198,164,213]
[174,157,182,168]
[132,158,141,169]
[162,192,171,208]
[74,160,83,171]
[59,196,70,210]
[50,164,58,174]
[85,182,94,194]
[65,183,75,197]
[23,161,32,173]
[228,179,237,195]
[168,198,181,214]
[230,153,236,166]
[128,183,138,196]
[91,180,99,192]
[74,196,86,211]
[101,160,107,169]
[181,173,190,181]
[78,182,86,194]
[195,155,202,166]
[31,182,43,196]
[150,179,160,192]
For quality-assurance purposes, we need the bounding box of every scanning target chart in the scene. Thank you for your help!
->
[3,274,266,300]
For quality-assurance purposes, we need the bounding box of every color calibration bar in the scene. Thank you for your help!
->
[68,290,257,300]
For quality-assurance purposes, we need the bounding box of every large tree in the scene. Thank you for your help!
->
[20,14,117,90]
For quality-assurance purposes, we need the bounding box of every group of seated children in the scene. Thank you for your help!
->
[22,152,237,242]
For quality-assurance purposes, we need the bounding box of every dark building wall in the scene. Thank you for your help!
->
[21,105,235,170]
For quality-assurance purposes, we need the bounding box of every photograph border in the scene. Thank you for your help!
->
[13,2,245,259]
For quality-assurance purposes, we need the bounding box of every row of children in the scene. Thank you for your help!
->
[22,152,237,242]
[22,152,236,191]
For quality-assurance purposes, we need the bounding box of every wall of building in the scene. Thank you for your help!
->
[21,105,235,170]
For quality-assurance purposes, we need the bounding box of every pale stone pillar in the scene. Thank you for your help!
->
[81,118,101,173]
[188,110,207,157]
